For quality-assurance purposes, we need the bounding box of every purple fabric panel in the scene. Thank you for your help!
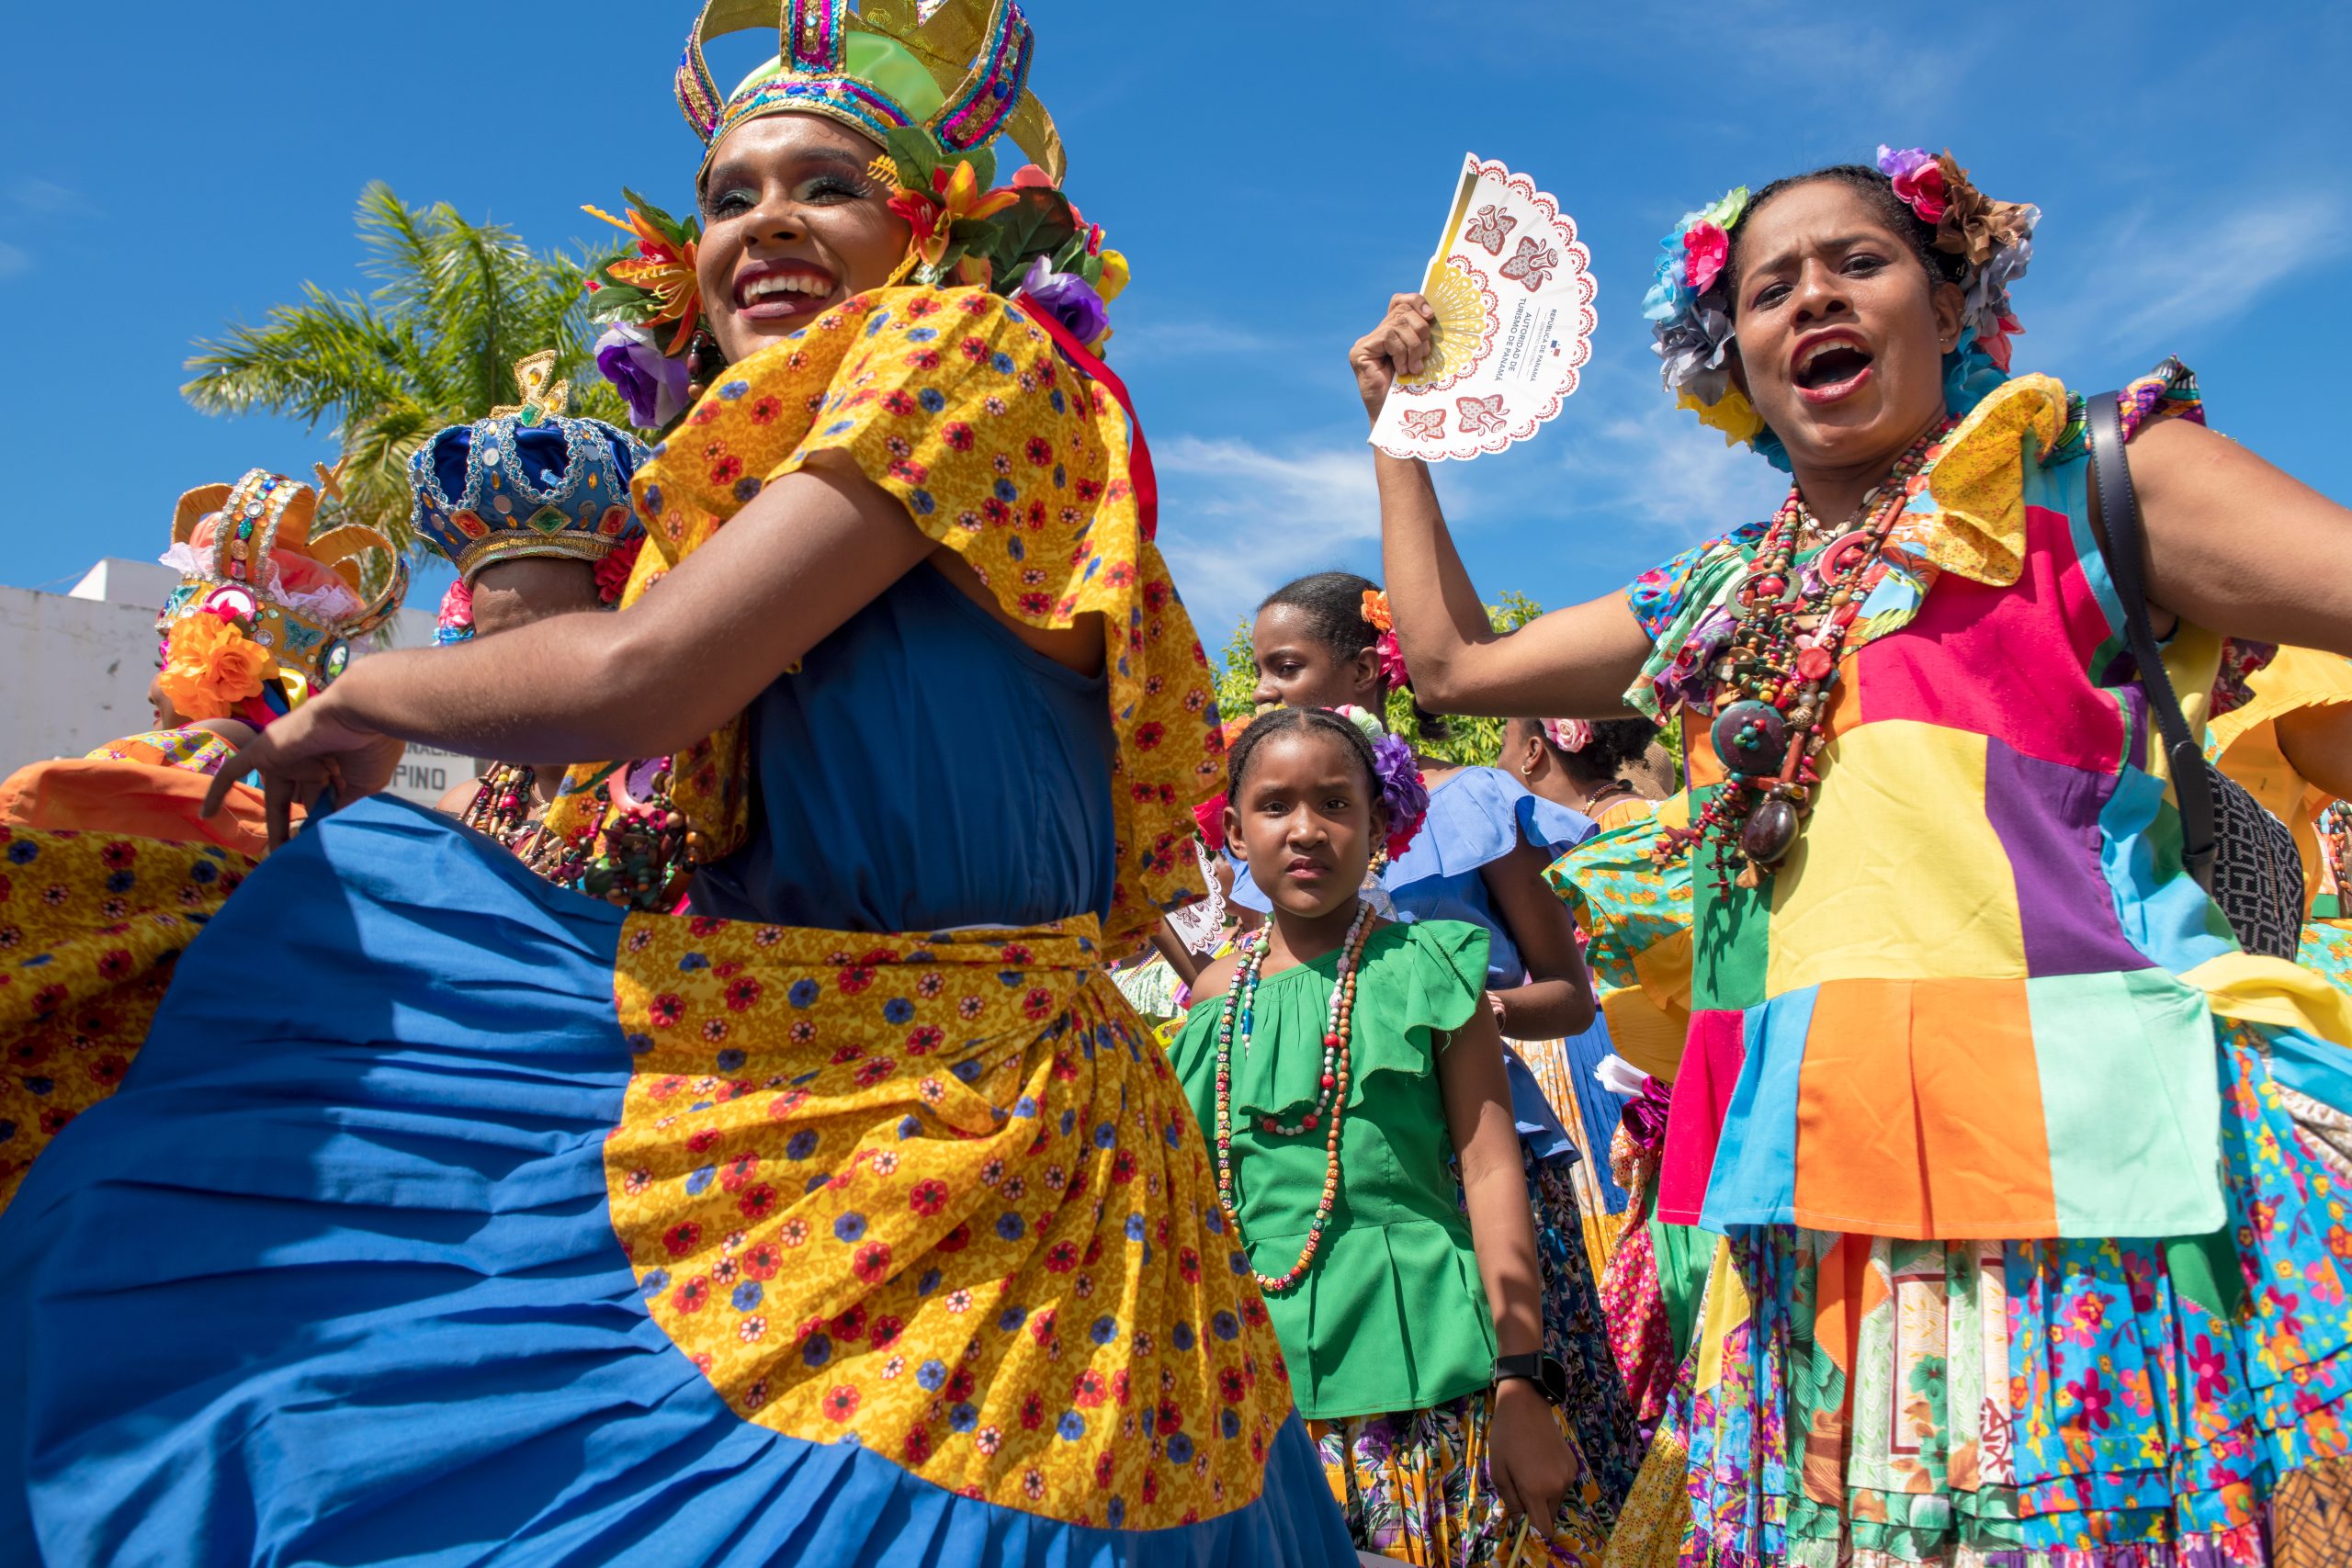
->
[1983,739,2149,976]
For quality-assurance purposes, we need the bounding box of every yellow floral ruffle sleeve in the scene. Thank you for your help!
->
[563,286,1222,942]
[2209,645,2352,911]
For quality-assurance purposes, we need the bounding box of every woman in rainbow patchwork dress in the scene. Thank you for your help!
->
[1355,147,2352,1563]
[0,3,1353,1562]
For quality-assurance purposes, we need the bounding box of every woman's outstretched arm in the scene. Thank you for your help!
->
[1351,293,1653,719]
[2131,420,2352,657]
[205,453,939,834]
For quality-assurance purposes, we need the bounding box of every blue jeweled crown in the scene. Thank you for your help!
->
[409,353,650,581]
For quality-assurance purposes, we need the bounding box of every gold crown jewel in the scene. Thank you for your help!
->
[157,467,407,713]
[677,0,1065,184]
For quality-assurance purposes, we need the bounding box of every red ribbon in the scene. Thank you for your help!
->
[1012,296,1159,544]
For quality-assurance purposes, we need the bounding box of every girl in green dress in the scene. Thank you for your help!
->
[1169,706,1614,1564]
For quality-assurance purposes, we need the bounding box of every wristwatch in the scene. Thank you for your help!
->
[1491,1351,1567,1406]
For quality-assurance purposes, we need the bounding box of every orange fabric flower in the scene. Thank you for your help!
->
[1359,588,1395,634]
[156,614,274,722]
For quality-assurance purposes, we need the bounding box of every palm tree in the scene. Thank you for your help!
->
[182,183,629,556]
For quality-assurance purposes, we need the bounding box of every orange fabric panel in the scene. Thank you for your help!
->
[0,759,286,860]
[1792,978,2056,1237]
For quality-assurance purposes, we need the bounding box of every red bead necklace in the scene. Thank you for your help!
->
[1673,420,1952,890]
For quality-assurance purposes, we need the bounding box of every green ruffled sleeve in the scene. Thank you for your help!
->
[1207,920,1489,1126]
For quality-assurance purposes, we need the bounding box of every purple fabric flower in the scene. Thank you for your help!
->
[594,324,692,430]
[1017,255,1109,346]
[1369,731,1430,857]
[1875,145,1935,181]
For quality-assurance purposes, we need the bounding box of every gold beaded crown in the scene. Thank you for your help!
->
[677,0,1065,182]
[158,465,407,704]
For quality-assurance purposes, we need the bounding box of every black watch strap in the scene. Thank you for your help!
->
[1491,1351,1566,1405]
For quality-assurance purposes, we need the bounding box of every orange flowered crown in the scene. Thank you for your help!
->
[155,465,406,721]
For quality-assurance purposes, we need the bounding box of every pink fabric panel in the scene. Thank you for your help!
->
[1656,1009,1747,1226]
[1849,503,2123,772]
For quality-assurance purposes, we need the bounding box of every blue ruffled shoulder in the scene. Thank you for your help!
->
[1390,767,1590,887]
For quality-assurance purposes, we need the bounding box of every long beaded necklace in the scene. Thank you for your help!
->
[1673,419,1952,891]
[1211,899,1374,1294]
[461,761,542,852]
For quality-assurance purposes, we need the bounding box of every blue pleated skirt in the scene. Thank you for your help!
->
[0,799,1353,1566]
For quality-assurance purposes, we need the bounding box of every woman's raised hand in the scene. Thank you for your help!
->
[200,685,408,850]
[1348,293,1436,425]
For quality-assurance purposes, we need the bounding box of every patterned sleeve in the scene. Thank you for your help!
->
[616,286,1222,942]
[1624,537,1726,642]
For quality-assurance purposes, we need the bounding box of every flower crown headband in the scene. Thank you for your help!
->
[1646,145,2038,469]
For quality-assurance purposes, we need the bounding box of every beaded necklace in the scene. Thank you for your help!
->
[1679,419,1952,891]
[1211,899,1373,1294]
[460,762,543,853]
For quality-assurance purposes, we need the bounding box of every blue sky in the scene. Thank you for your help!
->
[6,1,2347,648]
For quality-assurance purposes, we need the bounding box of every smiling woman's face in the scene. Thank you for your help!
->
[695,114,914,365]
[1729,180,1962,474]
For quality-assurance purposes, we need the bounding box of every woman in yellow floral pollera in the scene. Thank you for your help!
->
[0,4,1354,1562]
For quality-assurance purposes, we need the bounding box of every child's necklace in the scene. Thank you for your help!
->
[1211,900,1373,1294]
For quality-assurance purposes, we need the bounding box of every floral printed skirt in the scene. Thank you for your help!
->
[0,800,1354,1566]
[1664,1021,2352,1566]
[0,824,247,1216]
[1524,1149,1645,1517]
[1312,1389,1616,1567]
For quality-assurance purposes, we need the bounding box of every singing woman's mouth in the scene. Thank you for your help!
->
[1790,330,1875,404]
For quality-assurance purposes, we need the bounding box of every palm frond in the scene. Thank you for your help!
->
[184,183,639,564]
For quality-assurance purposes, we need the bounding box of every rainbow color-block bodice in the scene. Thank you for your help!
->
[1628,368,2273,1241]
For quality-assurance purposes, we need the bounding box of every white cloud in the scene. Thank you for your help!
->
[7,180,86,216]
[1156,434,1385,634]
[1111,319,1280,362]
[0,243,28,282]
[2052,192,2348,355]
[1541,349,1788,542]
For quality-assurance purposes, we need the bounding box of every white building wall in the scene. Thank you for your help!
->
[2,560,483,808]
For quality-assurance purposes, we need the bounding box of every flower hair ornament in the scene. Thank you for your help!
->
[1646,145,2038,469]
[1358,589,1411,692]
[1329,705,1430,862]
[1543,718,1594,753]
[435,580,476,646]
[584,197,705,430]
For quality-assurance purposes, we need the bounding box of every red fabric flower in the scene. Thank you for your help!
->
[1682,221,1730,294]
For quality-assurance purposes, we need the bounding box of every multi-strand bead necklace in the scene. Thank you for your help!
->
[1210,899,1374,1294]
[461,762,544,855]
[1674,419,1951,891]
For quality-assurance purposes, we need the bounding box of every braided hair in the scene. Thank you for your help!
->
[1258,570,1452,740]
[1723,164,1963,306]
[1227,705,1384,808]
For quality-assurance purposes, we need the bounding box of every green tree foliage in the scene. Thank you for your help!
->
[1213,591,1546,768]
[182,183,627,558]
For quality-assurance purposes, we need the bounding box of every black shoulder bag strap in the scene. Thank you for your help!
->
[2086,390,2217,891]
